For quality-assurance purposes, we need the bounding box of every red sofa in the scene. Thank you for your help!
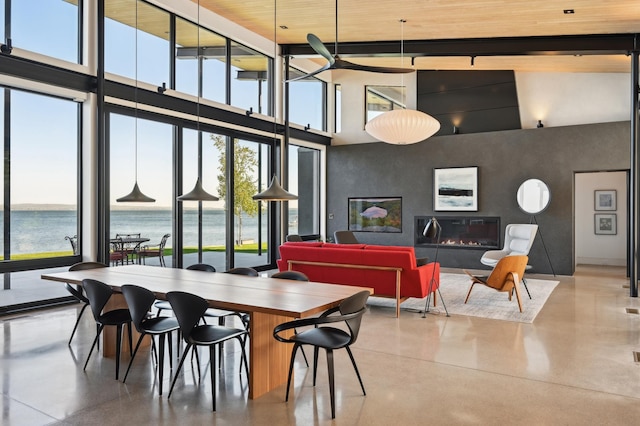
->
[277,242,440,317]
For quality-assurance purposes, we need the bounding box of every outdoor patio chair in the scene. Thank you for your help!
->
[138,233,171,267]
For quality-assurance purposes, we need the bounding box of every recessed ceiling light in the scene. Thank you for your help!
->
[280,25,288,29]
[563,9,575,14]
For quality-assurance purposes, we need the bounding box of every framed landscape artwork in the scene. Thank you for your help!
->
[348,197,402,233]
[434,167,478,211]
[594,189,616,211]
[595,213,617,235]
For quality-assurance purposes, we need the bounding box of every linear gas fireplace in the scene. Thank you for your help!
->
[414,216,500,249]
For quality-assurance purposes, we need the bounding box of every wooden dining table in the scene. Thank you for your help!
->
[41,264,372,399]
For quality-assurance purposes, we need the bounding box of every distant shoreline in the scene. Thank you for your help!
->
[2,204,225,211]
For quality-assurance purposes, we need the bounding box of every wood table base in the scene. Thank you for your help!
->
[249,311,294,399]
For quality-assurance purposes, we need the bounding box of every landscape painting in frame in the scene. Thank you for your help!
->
[434,167,478,211]
[348,197,402,233]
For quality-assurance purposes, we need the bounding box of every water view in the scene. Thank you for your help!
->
[0,208,298,256]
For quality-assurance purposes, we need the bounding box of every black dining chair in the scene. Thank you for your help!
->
[121,284,180,395]
[155,263,219,317]
[65,261,107,346]
[166,291,249,411]
[225,267,259,277]
[273,290,370,419]
[82,278,133,380]
[271,270,310,367]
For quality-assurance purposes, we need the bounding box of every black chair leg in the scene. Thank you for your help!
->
[123,333,146,383]
[285,344,299,402]
[158,334,165,395]
[115,324,123,380]
[209,345,217,411]
[236,335,250,378]
[326,349,335,419]
[312,346,320,386]
[168,331,173,369]
[83,324,103,371]
[68,303,89,345]
[168,343,193,399]
[346,346,366,395]
[127,322,133,355]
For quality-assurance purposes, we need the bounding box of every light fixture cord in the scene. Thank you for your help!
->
[335,0,338,56]
[134,0,138,181]
[400,19,406,108]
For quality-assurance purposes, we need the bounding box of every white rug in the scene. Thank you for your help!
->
[367,272,560,323]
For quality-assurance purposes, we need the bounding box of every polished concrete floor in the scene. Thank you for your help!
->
[2,265,640,425]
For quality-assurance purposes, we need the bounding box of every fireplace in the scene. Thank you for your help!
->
[414,216,500,249]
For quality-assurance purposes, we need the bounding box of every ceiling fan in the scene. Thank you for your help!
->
[286,1,414,82]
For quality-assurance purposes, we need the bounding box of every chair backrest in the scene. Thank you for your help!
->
[286,234,303,242]
[82,279,114,320]
[121,284,156,332]
[65,235,78,255]
[338,290,370,343]
[166,291,209,341]
[69,261,107,271]
[186,263,216,272]
[272,270,309,281]
[116,233,141,239]
[503,224,538,255]
[486,255,529,291]
[225,267,259,277]
[158,233,171,249]
[334,230,359,244]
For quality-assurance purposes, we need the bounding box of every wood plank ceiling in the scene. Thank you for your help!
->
[196,0,640,73]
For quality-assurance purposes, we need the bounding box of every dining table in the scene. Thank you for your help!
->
[110,237,150,264]
[41,264,373,399]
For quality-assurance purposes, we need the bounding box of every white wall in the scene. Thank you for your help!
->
[575,171,627,266]
[516,72,631,129]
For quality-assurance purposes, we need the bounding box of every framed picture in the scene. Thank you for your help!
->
[595,213,617,235]
[348,197,402,233]
[594,190,616,211]
[434,167,478,211]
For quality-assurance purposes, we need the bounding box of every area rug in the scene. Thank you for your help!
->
[367,272,560,323]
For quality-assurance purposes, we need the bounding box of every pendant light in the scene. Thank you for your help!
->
[253,0,298,201]
[117,0,155,202]
[177,0,219,202]
[365,19,440,145]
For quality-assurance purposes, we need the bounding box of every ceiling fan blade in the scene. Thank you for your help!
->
[334,58,414,74]
[307,33,335,66]
[285,62,332,82]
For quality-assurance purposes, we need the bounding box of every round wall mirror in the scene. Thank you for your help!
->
[517,179,551,215]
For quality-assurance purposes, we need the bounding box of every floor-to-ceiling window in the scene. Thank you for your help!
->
[0,0,327,314]
[288,144,321,238]
[109,112,173,267]
[0,87,80,309]
[181,128,227,270]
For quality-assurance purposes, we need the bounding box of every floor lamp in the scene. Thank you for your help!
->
[421,217,450,317]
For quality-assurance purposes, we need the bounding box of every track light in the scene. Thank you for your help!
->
[537,120,544,128]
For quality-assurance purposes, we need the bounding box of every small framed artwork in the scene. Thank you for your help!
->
[434,166,478,211]
[594,190,616,211]
[348,197,402,233]
[595,213,617,235]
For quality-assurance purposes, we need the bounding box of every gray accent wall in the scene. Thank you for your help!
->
[326,121,630,276]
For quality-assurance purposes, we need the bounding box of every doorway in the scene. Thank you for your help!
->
[574,171,627,267]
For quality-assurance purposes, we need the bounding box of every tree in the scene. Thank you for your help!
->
[212,136,260,244]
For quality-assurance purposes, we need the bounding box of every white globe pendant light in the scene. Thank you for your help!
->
[365,109,440,145]
[365,19,440,145]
